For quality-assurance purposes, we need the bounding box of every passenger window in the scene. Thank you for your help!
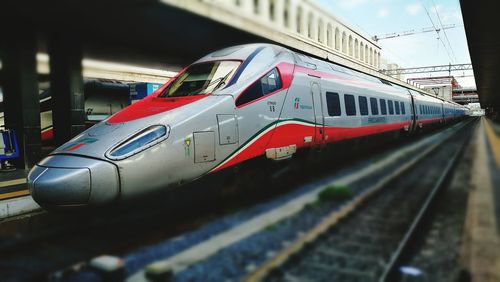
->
[380,99,387,115]
[235,68,282,107]
[359,96,368,116]
[326,92,341,116]
[395,101,400,115]
[370,98,379,115]
[401,102,405,115]
[388,100,394,115]
[344,94,356,116]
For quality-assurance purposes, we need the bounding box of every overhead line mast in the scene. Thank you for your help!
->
[379,63,472,76]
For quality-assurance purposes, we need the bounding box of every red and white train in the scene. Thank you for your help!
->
[28,44,468,208]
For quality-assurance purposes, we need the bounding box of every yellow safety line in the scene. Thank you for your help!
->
[484,118,500,168]
[0,178,27,188]
[0,189,30,200]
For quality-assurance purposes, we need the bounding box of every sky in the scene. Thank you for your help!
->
[316,0,475,88]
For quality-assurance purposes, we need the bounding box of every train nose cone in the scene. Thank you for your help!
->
[29,167,91,206]
[28,155,120,208]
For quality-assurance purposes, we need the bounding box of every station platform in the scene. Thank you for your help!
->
[461,117,500,281]
[0,169,41,221]
[0,169,29,200]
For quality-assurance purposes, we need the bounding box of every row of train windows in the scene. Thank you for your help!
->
[445,109,462,114]
[326,92,406,117]
[420,105,441,115]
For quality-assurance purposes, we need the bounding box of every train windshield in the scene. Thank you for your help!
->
[160,61,241,97]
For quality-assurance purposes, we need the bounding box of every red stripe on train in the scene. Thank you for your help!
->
[107,94,208,124]
[213,121,410,172]
[66,143,87,152]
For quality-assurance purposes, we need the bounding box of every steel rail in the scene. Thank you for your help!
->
[379,119,477,282]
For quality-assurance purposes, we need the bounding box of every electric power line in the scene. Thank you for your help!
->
[419,0,454,63]
[430,0,457,62]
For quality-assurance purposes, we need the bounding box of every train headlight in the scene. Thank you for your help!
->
[106,125,169,160]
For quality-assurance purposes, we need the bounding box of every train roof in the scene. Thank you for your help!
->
[195,44,467,109]
[196,44,287,64]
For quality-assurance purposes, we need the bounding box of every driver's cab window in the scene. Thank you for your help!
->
[236,68,282,107]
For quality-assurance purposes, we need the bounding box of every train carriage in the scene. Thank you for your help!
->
[27,44,467,208]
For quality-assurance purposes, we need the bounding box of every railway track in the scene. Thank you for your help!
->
[246,119,477,282]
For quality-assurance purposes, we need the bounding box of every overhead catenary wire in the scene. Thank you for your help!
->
[419,0,455,64]
[430,0,458,62]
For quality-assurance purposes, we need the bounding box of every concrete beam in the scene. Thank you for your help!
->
[36,54,176,84]
[49,34,85,146]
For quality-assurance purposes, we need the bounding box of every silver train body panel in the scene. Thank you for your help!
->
[28,44,467,208]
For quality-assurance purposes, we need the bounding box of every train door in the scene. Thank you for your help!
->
[311,81,325,144]
[408,92,418,133]
[441,104,445,124]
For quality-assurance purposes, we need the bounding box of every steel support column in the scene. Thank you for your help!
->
[49,35,85,146]
[0,32,41,169]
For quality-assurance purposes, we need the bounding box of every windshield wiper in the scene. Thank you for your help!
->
[184,72,232,96]
[212,71,233,92]
[183,77,223,96]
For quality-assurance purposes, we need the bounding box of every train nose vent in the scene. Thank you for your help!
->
[29,167,91,206]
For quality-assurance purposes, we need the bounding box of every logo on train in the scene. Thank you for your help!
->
[294,98,300,109]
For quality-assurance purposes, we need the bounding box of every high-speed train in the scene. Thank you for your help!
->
[28,44,467,208]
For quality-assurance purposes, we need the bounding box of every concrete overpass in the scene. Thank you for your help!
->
[1,0,382,69]
[460,0,500,118]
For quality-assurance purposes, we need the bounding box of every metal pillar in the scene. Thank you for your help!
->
[49,35,85,146]
[0,32,41,169]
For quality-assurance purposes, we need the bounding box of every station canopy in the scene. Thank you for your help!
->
[460,0,500,110]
